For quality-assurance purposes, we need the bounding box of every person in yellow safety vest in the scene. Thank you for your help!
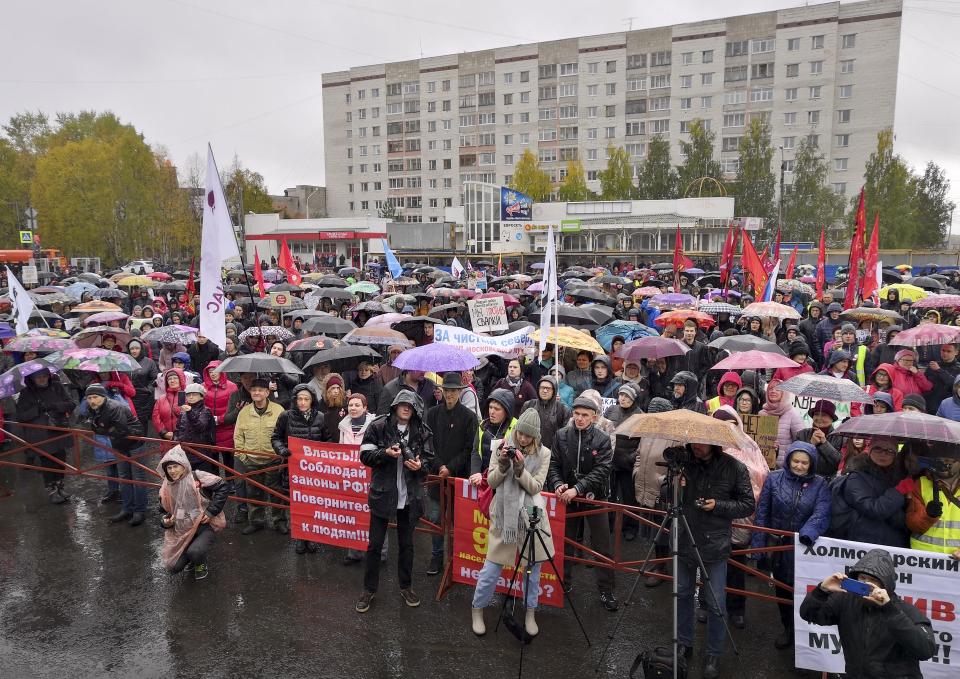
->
[834,323,869,386]
[706,371,741,414]
[905,456,960,558]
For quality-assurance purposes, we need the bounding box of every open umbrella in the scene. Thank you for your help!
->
[906,276,945,291]
[594,320,657,351]
[72,300,123,314]
[839,307,904,324]
[29,309,64,322]
[529,304,598,328]
[475,291,521,307]
[708,334,784,355]
[710,350,797,371]
[155,281,187,293]
[615,337,689,362]
[648,293,698,310]
[83,311,130,326]
[614,410,742,448]
[65,282,99,299]
[257,295,307,311]
[834,411,960,448]
[141,325,198,345]
[654,310,715,329]
[910,294,960,309]
[427,302,462,318]
[880,284,928,303]
[217,352,304,375]
[313,287,352,302]
[740,301,801,321]
[344,327,414,347]
[346,281,379,295]
[0,359,62,398]
[776,280,815,296]
[317,275,349,288]
[44,348,140,373]
[3,335,75,354]
[116,275,155,288]
[889,323,960,347]
[238,326,295,343]
[632,286,663,298]
[72,326,132,349]
[301,316,357,337]
[698,302,743,316]
[91,288,127,301]
[147,272,172,281]
[530,326,604,354]
[303,345,382,373]
[391,343,478,372]
[352,301,392,315]
[776,373,874,403]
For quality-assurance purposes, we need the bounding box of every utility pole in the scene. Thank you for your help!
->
[778,146,785,241]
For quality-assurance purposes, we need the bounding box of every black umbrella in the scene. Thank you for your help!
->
[303,344,382,374]
[907,276,945,291]
[580,305,615,325]
[338,267,359,277]
[226,284,250,294]
[270,282,304,293]
[529,304,599,328]
[156,281,187,293]
[217,352,304,375]
[508,320,536,332]
[651,263,674,271]
[707,334,785,355]
[559,270,590,280]
[474,260,494,268]
[317,275,349,288]
[314,287,353,301]
[427,303,461,318]
[300,316,357,337]
[568,288,616,305]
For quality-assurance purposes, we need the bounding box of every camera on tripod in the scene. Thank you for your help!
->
[662,445,691,467]
[526,505,542,524]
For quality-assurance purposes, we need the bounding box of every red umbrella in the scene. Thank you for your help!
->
[147,272,172,281]
[615,336,690,362]
[654,310,715,329]
[475,291,520,307]
[710,350,797,371]
[890,323,960,347]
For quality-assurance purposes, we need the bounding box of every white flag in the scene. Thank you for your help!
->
[451,256,464,279]
[6,266,36,335]
[200,144,242,350]
[539,224,558,360]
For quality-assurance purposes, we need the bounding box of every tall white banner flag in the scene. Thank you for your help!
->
[539,224,557,359]
[6,266,36,335]
[200,145,241,350]
[451,256,464,279]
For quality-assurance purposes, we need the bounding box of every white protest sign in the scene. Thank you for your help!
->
[467,296,508,333]
[793,535,958,676]
[790,394,851,427]
[21,265,38,285]
[434,325,534,358]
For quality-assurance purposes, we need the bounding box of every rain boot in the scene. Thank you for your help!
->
[55,481,70,503]
[524,609,538,637]
[471,608,486,636]
[47,483,67,505]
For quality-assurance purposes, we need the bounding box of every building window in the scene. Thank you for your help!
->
[560,62,578,76]
[725,66,747,82]
[782,136,795,150]
[810,60,823,75]
[807,134,820,147]
[832,182,847,195]
[807,110,821,125]
[502,72,513,85]
[627,77,646,91]
[722,136,741,152]
[503,133,512,145]
[811,35,824,49]
[586,106,598,118]
[752,62,774,79]
[626,54,646,69]
[835,133,850,147]
[650,52,670,67]
[539,128,557,142]
[650,96,670,111]
[357,89,365,100]
[604,126,616,138]
[680,75,692,88]
[538,148,557,163]
[786,63,799,78]
[560,105,578,118]
[838,84,853,99]
[386,83,401,96]
[479,152,495,165]
[560,83,577,97]
[503,114,513,125]
[479,71,494,86]
[724,89,746,105]
[625,121,644,136]
[520,71,529,82]
[587,128,598,140]
[842,33,856,49]
[723,113,745,128]
[785,87,798,102]
[681,52,693,65]
[834,158,848,171]
[787,37,800,51]
[520,91,530,103]
[701,96,712,109]
[784,112,797,126]
[606,60,617,73]
[503,93,512,105]
[588,61,599,73]
[538,64,556,79]
[751,86,773,102]
[726,40,748,57]
[650,74,670,88]
[371,88,379,98]
[680,97,692,110]
[587,149,598,161]
[605,83,616,96]
[840,59,855,74]
[701,72,713,86]
[539,85,557,100]
[519,112,530,122]
[752,38,775,53]
[605,105,616,117]
[837,109,851,123]
[587,84,598,96]
[650,119,669,134]
[809,85,822,100]
[702,50,713,63]
[783,160,795,173]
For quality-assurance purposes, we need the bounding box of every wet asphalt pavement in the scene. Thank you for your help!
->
[0,467,799,679]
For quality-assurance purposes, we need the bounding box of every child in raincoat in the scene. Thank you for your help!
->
[158,446,229,579]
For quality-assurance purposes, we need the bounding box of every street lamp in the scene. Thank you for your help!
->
[305,188,320,219]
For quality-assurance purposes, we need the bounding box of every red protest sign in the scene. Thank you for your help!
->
[451,477,566,608]
[287,436,370,550]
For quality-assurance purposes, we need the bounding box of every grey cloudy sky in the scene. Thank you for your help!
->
[2,0,958,231]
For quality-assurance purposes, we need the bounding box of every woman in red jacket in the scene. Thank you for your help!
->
[890,349,933,397]
[152,367,186,442]
[203,360,238,474]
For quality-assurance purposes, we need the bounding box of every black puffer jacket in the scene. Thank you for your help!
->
[678,448,755,564]
[519,375,569,450]
[835,459,909,548]
[271,385,328,457]
[547,421,614,500]
[360,390,435,520]
[15,373,77,454]
[800,549,936,679]
[82,397,144,452]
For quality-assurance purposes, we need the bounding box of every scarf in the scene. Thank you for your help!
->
[505,374,523,395]
[490,435,542,546]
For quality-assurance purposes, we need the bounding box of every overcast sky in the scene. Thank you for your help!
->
[2,0,958,231]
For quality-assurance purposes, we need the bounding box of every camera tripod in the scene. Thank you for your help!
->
[596,457,742,679]
[494,504,591,679]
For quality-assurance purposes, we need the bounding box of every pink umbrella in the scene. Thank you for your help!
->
[890,323,960,347]
[710,350,797,371]
[615,336,690,362]
[910,294,960,309]
[83,311,130,327]
[527,281,560,294]
[365,312,413,328]
[632,286,663,298]
[475,291,520,307]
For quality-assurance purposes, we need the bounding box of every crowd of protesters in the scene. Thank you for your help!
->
[2,256,957,679]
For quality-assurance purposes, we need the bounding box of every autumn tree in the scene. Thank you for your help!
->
[223,155,276,222]
[557,159,593,202]
[635,135,678,199]
[598,146,636,200]
[783,137,845,242]
[677,119,723,197]
[509,149,552,202]
[912,162,955,248]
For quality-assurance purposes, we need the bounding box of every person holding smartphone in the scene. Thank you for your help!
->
[800,548,936,678]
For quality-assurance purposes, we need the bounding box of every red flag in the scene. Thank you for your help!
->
[278,237,302,286]
[497,252,503,276]
[740,230,768,298]
[184,257,197,314]
[815,226,826,299]
[253,246,266,299]
[785,245,798,281]
[844,188,867,309]
[672,225,693,289]
[861,212,880,303]
[773,226,782,263]
[718,224,736,288]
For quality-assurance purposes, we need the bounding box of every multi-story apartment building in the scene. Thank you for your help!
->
[322,0,901,223]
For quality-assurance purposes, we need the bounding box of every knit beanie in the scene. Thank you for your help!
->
[514,408,541,439]
[647,397,673,413]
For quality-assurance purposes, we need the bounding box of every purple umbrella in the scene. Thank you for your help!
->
[615,337,689,362]
[0,360,61,399]
[648,293,698,310]
[391,343,479,372]
[706,289,741,299]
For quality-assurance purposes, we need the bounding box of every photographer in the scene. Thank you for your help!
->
[547,395,618,612]
[675,441,755,679]
[355,391,434,614]
[800,549,936,678]
[470,410,553,637]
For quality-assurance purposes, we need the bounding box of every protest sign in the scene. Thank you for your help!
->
[451,478,566,607]
[287,437,370,550]
[434,325,534,358]
[791,394,851,427]
[467,296,509,333]
[793,535,958,676]
[741,414,780,468]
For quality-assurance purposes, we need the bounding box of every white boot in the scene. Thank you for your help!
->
[525,608,539,637]
[471,607,486,636]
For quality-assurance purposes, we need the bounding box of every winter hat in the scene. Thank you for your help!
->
[84,383,108,398]
[902,393,926,411]
[647,397,673,413]
[185,383,207,397]
[808,399,837,421]
[572,395,600,413]
[514,408,541,439]
[618,382,640,403]
[788,340,810,358]
[827,349,852,368]
[826,302,843,314]
[895,349,916,362]
[325,375,344,389]
[840,323,856,334]
[250,377,271,389]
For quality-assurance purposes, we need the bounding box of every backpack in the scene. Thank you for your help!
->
[825,474,854,539]
[630,646,687,679]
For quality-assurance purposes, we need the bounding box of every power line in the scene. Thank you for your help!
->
[174,90,325,145]
[901,71,960,101]
[903,30,960,61]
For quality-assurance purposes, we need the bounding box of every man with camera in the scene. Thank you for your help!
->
[674,442,755,679]
[356,390,434,614]
[547,395,618,612]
